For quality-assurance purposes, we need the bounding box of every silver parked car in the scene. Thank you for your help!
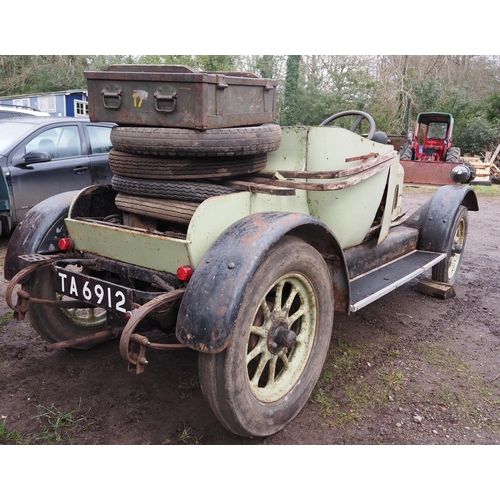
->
[0,116,115,235]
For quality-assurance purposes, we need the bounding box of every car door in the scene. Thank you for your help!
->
[7,123,92,223]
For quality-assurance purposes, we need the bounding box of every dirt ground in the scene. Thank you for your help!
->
[1,184,499,445]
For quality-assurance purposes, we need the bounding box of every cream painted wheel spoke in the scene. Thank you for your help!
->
[261,299,272,323]
[250,351,272,386]
[246,337,267,363]
[278,351,290,368]
[274,281,285,312]
[282,283,299,312]
[267,356,278,384]
[287,305,306,327]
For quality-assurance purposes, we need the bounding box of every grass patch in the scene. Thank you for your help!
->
[0,312,13,325]
[178,425,203,444]
[470,184,500,198]
[0,417,22,444]
[32,399,94,443]
[311,334,406,428]
[178,376,200,400]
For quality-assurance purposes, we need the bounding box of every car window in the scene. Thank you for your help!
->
[25,125,81,158]
[87,125,113,154]
[0,121,39,152]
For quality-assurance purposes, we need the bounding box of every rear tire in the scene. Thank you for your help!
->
[431,205,468,285]
[198,236,334,437]
[25,266,107,349]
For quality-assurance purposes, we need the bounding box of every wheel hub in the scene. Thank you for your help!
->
[267,318,297,355]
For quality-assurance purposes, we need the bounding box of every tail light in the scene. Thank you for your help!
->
[58,238,73,251]
[177,265,193,281]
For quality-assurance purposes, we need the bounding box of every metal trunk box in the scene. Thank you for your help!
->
[85,65,278,130]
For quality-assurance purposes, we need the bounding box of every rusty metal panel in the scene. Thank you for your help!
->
[401,160,457,185]
[64,218,191,274]
[85,65,278,130]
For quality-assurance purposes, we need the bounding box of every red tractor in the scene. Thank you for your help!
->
[400,112,461,163]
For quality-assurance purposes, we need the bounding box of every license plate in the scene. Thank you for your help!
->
[53,266,133,314]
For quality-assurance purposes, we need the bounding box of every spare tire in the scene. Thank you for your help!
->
[111,175,237,202]
[110,124,282,157]
[109,150,268,179]
[115,194,199,225]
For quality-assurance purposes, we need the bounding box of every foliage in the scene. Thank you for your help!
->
[281,55,301,126]
[453,116,500,156]
[482,93,500,122]
[411,78,443,113]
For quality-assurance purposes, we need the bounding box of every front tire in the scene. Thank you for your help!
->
[445,147,461,163]
[198,236,334,437]
[25,266,107,348]
[400,145,414,160]
[431,205,468,285]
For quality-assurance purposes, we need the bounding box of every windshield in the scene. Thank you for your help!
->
[427,122,448,139]
[0,121,39,154]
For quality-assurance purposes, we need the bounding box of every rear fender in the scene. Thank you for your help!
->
[404,185,478,252]
[176,212,349,353]
[4,190,80,281]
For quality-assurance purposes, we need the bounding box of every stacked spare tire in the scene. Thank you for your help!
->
[84,64,282,230]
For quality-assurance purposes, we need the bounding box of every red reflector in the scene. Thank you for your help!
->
[58,238,73,251]
[177,265,193,281]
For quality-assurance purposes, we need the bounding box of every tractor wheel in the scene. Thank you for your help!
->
[445,147,461,163]
[198,236,334,437]
[431,205,468,285]
[25,266,107,349]
[400,145,415,161]
[110,124,282,157]
[109,150,268,180]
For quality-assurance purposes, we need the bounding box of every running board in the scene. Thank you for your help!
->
[349,250,446,312]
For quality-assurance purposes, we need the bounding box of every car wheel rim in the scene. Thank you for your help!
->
[246,272,317,403]
[58,295,107,328]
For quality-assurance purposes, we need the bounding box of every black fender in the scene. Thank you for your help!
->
[175,211,349,353]
[4,190,80,281]
[404,184,478,252]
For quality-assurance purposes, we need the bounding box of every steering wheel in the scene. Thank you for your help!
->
[319,110,376,141]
